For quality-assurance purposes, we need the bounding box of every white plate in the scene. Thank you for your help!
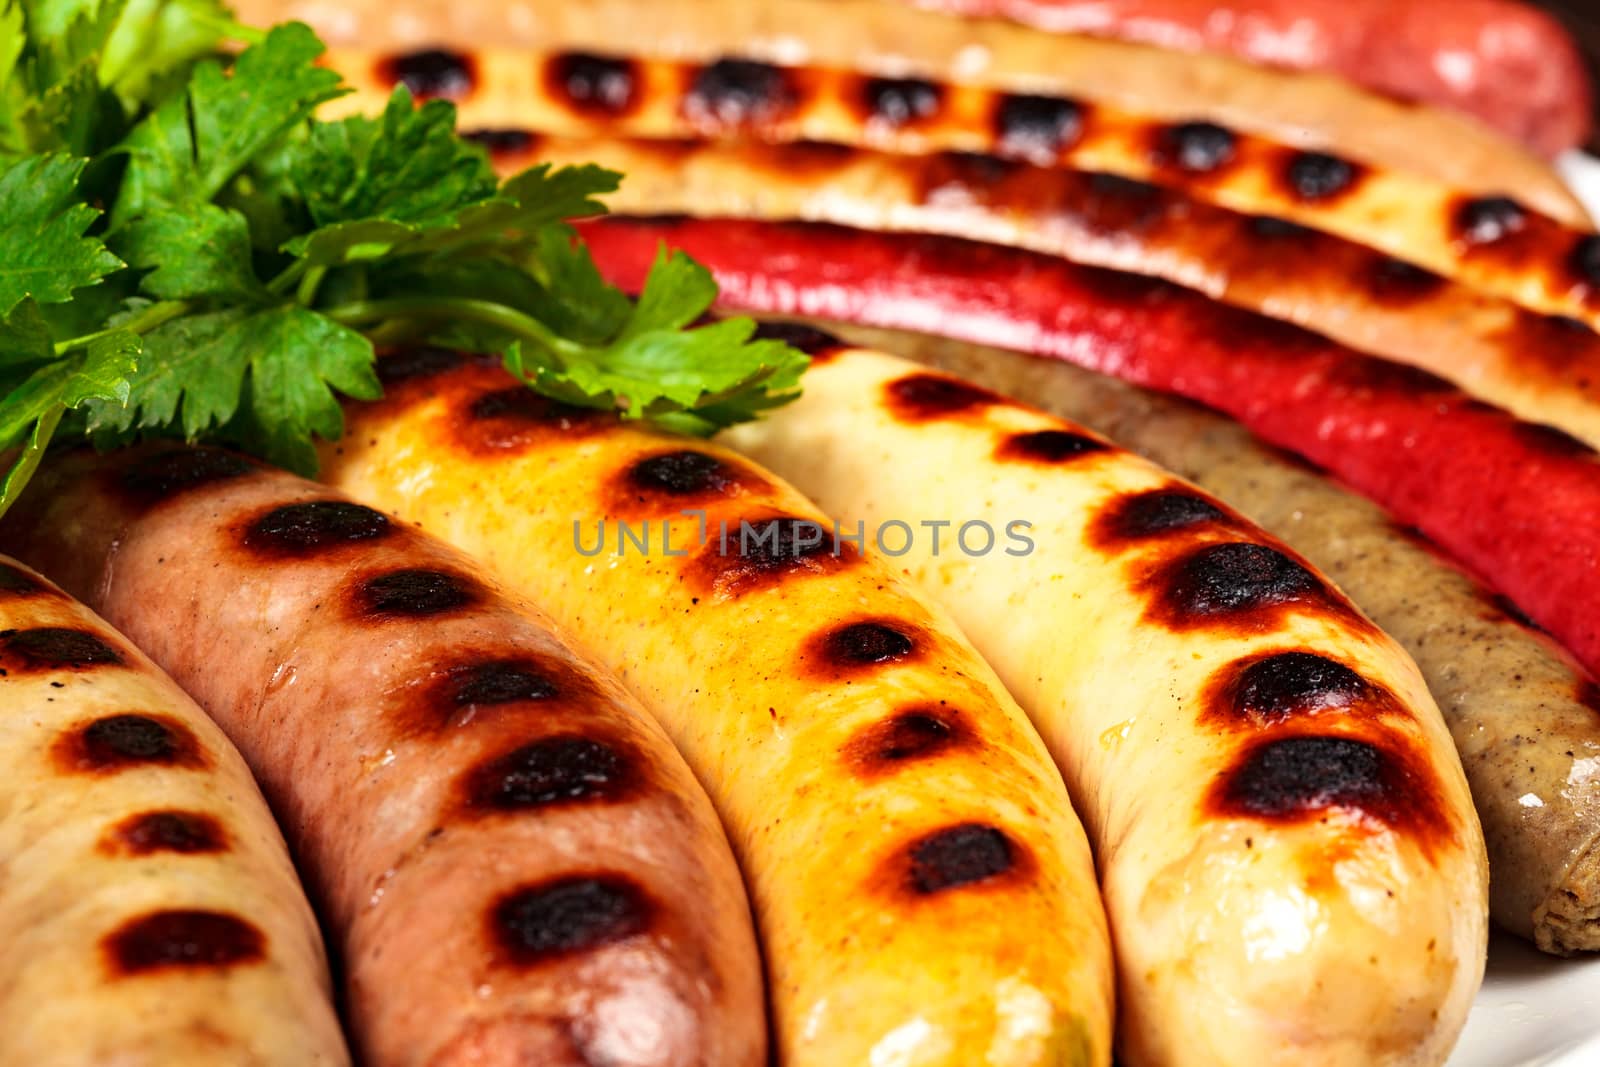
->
[1451,934,1600,1066]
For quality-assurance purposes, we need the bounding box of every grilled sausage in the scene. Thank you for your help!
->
[721,341,1489,1066]
[0,556,347,1066]
[910,0,1593,156]
[309,347,1116,1065]
[0,447,766,1067]
[235,0,1583,221]
[582,215,1600,685]
[525,135,1600,450]
[327,45,1598,325]
[827,318,1600,954]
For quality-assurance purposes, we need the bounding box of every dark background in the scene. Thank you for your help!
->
[1538,0,1600,148]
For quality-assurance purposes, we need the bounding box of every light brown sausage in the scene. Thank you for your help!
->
[0,556,348,1066]
[826,317,1600,955]
[0,446,766,1067]
[233,0,1584,221]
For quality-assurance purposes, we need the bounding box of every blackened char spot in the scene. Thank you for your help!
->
[1367,258,1447,305]
[997,429,1107,463]
[377,345,470,385]
[118,449,254,508]
[1,627,121,671]
[0,563,43,595]
[449,661,559,706]
[546,52,637,115]
[106,811,226,855]
[1250,215,1314,240]
[1088,172,1159,200]
[244,501,391,555]
[1154,122,1236,173]
[691,515,856,597]
[1284,151,1361,200]
[629,451,733,495]
[885,373,1003,421]
[861,77,943,126]
[1148,542,1328,628]
[751,320,844,357]
[105,910,264,976]
[465,737,627,812]
[493,876,649,964]
[908,824,1015,894]
[1214,652,1375,725]
[357,569,480,618]
[824,621,914,665]
[1092,489,1226,547]
[462,129,538,158]
[845,710,964,773]
[1488,592,1540,631]
[380,48,475,100]
[458,387,603,453]
[1454,196,1527,245]
[994,94,1083,161]
[68,714,203,772]
[1573,236,1600,288]
[686,59,792,126]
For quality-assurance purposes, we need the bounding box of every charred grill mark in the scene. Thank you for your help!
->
[845,709,967,774]
[1366,258,1448,305]
[104,910,264,976]
[751,320,845,359]
[885,373,1004,422]
[1090,489,1228,548]
[545,52,638,116]
[101,811,227,856]
[996,429,1108,463]
[860,77,943,128]
[1453,196,1528,246]
[0,562,47,597]
[685,59,794,128]
[57,714,207,774]
[1143,542,1344,632]
[454,386,604,454]
[463,737,630,814]
[446,659,561,707]
[394,656,571,740]
[355,569,482,619]
[243,501,393,557]
[610,449,763,513]
[994,94,1084,162]
[1282,151,1363,202]
[1209,735,1450,843]
[907,824,1018,894]
[376,345,472,385]
[1486,592,1541,631]
[378,48,475,100]
[687,514,858,597]
[0,627,122,672]
[804,619,920,681]
[1205,651,1393,728]
[1250,215,1315,240]
[1572,236,1600,290]
[492,876,650,965]
[116,448,255,509]
[1152,121,1237,173]
[462,128,539,159]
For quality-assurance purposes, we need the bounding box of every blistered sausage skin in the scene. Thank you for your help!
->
[0,557,347,1066]
[911,0,1593,156]
[829,318,1600,954]
[522,135,1600,449]
[233,0,1582,221]
[312,348,1116,1066]
[722,344,1489,1066]
[583,216,1600,687]
[0,447,766,1067]
[329,44,1599,327]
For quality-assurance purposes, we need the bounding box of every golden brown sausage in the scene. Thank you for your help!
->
[0,556,348,1066]
[310,347,1116,1065]
[0,447,766,1067]
[722,341,1489,1065]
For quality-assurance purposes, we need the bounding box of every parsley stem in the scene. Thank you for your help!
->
[296,266,328,306]
[321,298,586,361]
[52,300,191,355]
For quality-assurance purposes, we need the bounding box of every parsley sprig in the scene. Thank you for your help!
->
[0,3,807,516]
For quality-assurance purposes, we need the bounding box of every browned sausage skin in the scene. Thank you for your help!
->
[0,446,766,1067]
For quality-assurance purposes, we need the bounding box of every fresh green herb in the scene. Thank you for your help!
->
[0,5,807,518]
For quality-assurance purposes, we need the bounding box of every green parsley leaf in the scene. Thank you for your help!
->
[114,203,268,302]
[0,153,122,314]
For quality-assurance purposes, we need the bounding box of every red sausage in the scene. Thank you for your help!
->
[908,0,1593,156]
[580,214,1600,678]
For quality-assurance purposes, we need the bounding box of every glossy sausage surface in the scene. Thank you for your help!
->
[315,347,1116,1066]
[723,342,1489,1066]
[831,318,1600,954]
[235,0,1582,220]
[583,215,1600,685]
[0,448,766,1067]
[0,556,347,1067]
